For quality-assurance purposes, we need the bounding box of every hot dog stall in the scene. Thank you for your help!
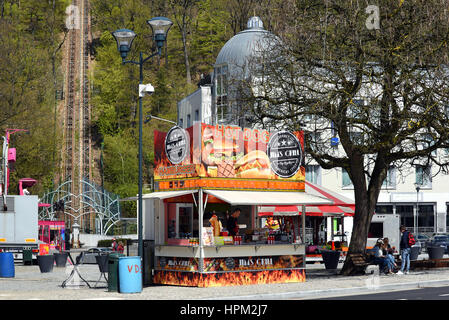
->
[142,123,332,287]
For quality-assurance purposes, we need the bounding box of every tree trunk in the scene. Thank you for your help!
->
[340,154,379,276]
[181,29,191,85]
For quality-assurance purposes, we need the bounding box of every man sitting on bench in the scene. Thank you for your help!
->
[369,238,395,274]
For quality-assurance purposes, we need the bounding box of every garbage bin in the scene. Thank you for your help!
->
[118,256,142,293]
[410,246,420,261]
[23,249,33,266]
[428,246,444,260]
[96,254,109,273]
[143,240,154,286]
[54,252,68,267]
[0,252,15,278]
[108,253,124,292]
[37,254,54,273]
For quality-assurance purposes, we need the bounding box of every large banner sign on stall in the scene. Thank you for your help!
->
[153,123,305,191]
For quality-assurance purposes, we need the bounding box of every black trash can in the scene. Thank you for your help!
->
[108,253,124,292]
[22,249,33,266]
[96,254,109,274]
[321,250,341,269]
[54,252,68,267]
[37,255,54,273]
[410,246,420,261]
[428,246,444,260]
[143,240,154,286]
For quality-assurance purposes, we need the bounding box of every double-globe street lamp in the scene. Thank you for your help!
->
[112,17,173,265]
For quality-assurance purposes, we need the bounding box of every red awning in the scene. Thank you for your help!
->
[258,205,354,217]
[258,205,300,216]
[305,205,354,216]
[258,182,355,217]
[305,181,355,209]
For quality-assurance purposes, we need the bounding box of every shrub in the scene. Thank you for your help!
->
[97,238,133,248]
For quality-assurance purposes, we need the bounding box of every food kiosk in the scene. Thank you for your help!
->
[143,123,332,287]
[38,220,66,251]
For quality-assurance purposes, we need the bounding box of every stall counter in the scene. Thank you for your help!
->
[153,243,306,287]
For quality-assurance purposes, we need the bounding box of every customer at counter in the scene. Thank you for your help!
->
[227,208,241,236]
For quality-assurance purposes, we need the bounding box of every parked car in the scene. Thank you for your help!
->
[76,247,113,264]
[416,234,430,252]
[429,235,449,254]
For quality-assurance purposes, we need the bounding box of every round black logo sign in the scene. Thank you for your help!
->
[225,257,235,270]
[267,131,302,178]
[165,126,189,164]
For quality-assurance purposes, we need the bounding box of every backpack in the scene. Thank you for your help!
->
[408,232,416,246]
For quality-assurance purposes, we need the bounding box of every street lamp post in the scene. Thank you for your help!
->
[112,17,173,265]
[414,184,420,236]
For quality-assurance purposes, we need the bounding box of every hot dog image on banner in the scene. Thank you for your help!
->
[153,123,305,190]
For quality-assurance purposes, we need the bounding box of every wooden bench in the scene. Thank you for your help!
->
[347,253,380,274]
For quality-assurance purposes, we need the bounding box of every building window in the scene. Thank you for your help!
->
[179,118,183,128]
[305,132,321,151]
[375,205,393,214]
[417,204,434,232]
[446,204,449,229]
[306,165,321,184]
[396,205,414,230]
[195,109,199,121]
[415,165,432,188]
[215,64,228,123]
[342,168,353,189]
[422,133,437,157]
[382,166,396,189]
[349,131,364,145]
[348,99,364,119]
[187,114,191,128]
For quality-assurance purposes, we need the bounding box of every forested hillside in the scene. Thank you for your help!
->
[0,0,70,195]
[0,0,286,205]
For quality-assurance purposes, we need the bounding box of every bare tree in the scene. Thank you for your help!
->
[225,0,259,35]
[170,0,199,85]
[243,0,449,275]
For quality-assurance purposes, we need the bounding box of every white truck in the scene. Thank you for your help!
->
[367,214,401,252]
[0,129,39,262]
[0,195,39,262]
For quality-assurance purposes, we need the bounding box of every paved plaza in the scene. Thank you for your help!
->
[1,252,449,301]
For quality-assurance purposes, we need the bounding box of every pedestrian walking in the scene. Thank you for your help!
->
[117,241,124,254]
[111,237,118,251]
[398,225,411,275]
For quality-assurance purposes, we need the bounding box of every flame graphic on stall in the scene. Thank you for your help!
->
[153,269,306,287]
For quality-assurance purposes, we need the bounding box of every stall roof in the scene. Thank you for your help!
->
[305,181,355,209]
[258,205,354,217]
[258,205,299,216]
[203,190,332,206]
[142,190,196,200]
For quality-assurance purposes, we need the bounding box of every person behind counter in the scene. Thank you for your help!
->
[227,208,241,236]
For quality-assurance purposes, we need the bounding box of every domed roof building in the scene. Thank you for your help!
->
[177,17,276,128]
[215,16,270,71]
